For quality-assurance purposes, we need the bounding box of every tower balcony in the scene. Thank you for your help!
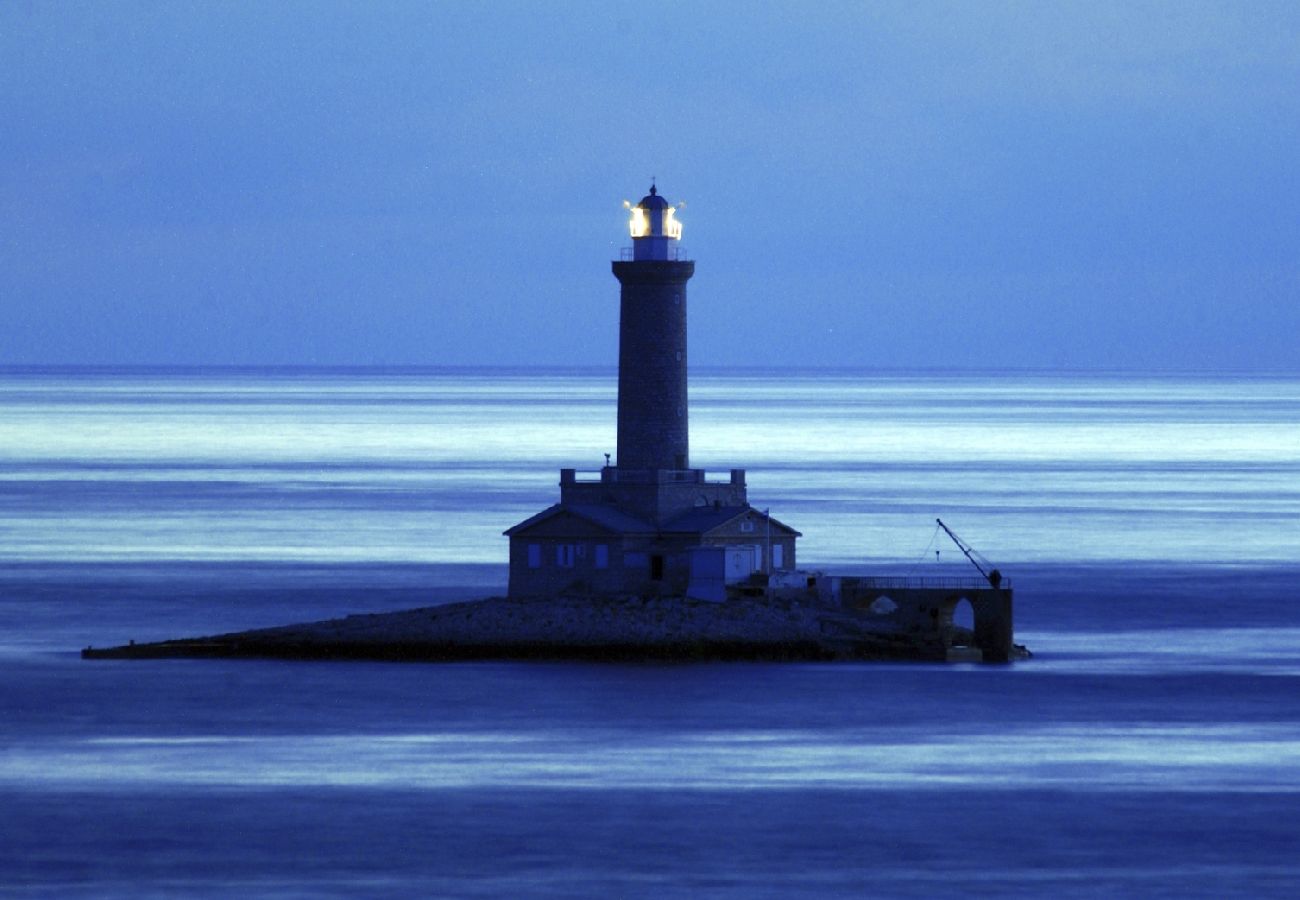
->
[619,245,690,262]
[561,467,744,486]
[559,466,749,525]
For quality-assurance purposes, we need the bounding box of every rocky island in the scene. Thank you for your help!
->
[82,583,1025,664]
[80,184,1023,667]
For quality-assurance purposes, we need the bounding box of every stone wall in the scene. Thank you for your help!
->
[559,468,748,526]
[835,580,1015,662]
[612,259,694,471]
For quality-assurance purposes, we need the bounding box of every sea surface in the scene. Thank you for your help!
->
[2,367,1299,897]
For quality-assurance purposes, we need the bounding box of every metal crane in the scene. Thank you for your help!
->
[936,518,1004,589]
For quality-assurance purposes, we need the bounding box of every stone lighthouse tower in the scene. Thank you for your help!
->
[504,184,799,598]
[613,185,694,472]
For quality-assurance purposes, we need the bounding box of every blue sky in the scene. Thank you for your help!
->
[3,1,1298,369]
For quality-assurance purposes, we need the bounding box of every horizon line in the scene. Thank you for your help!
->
[2,363,1298,378]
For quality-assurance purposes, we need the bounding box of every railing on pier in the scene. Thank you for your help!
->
[853,576,1010,591]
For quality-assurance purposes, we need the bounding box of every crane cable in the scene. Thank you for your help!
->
[900,521,943,579]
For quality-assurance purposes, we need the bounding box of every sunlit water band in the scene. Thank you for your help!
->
[2,369,1297,565]
[5,723,1297,793]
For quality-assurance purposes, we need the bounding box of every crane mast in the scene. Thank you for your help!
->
[936,518,1003,589]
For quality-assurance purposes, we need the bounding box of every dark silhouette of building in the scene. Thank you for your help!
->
[613,183,692,472]
[505,185,799,598]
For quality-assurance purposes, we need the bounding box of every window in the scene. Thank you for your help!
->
[740,521,755,533]
[594,544,609,569]
[527,544,541,568]
[773,544,784,569]
[556,544,576,568]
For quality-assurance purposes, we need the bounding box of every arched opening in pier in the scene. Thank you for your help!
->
[948,597,976,647]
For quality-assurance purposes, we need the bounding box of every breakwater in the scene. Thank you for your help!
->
[81,594,962,663]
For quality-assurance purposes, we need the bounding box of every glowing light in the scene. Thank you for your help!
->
[664,207,682,240]
[629,206,648,238]
[626,203,683,240]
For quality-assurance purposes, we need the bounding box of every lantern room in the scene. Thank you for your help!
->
[624,184,683,261]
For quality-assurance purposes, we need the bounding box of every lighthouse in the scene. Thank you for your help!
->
[504,184,799,598]
[613,185,694,472]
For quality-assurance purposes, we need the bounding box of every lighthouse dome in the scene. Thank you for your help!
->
[626,183,682,251]
[636,184,669,210]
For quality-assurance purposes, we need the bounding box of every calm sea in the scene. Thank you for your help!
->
[2,367,1299,897]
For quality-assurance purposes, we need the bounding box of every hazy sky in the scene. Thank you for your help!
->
[3,1,1298,369]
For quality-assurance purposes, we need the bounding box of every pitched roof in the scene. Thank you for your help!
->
[662,505,802,537]
[503,503,654,537]
[505,503,802,538]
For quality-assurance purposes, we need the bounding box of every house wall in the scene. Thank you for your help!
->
[508,534,633,597]
[507,507,800,599]
[697,511,798,572]
[509,531,737,598]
